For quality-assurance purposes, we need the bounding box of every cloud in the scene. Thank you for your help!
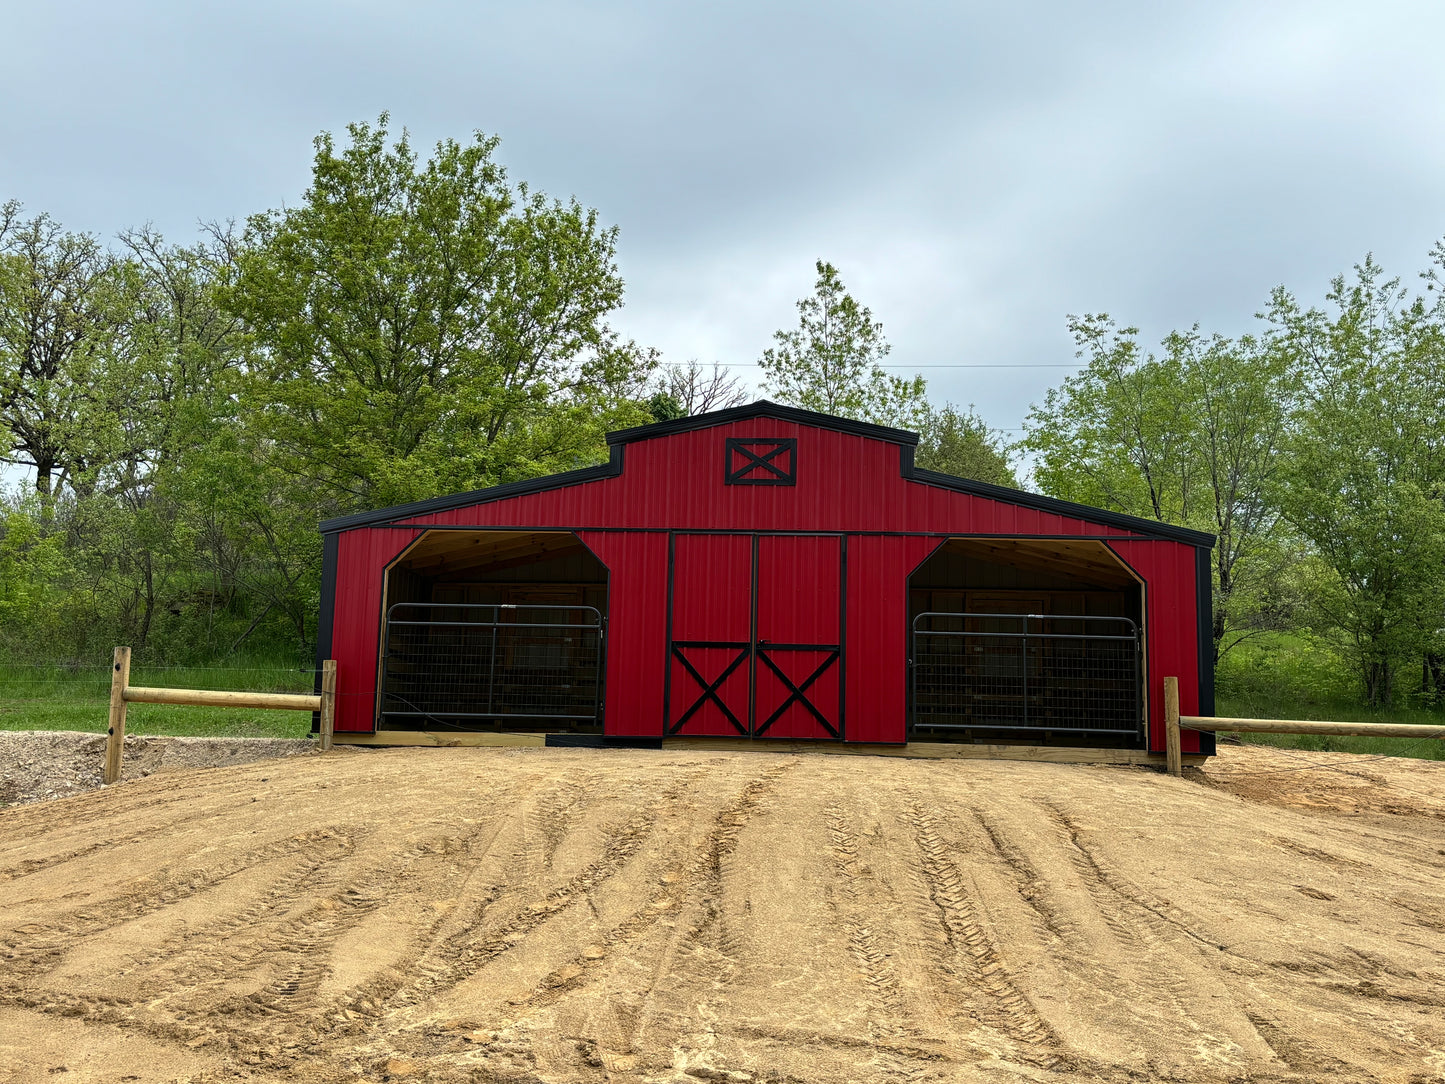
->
[2,0,1442,435]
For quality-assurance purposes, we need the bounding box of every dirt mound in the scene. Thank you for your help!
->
[1,744,1442,1083]
[0,731,319,807]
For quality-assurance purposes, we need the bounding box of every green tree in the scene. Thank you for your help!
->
[914,402,1017,487]
[759,260,926,428]
[1023,315,1299,662]
[0,203,124,505]
[1266,257,1445,705]
[221,115,654,512]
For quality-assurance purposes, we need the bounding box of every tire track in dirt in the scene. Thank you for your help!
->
[509,760,802,1075]
[0,839,120,885]
[902,801,1061,1065]
[1044,802,1221,952]
[823,803,904,1025]
[0,827,355,983]
[1243,1009,1354,1076]
[1040,801,1325,1071]
[382,804,663,1013]
[1040,800,1225,1048]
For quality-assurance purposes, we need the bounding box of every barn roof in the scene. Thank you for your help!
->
[318,399,1215,546]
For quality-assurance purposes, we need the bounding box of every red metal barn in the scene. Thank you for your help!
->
[317,402,1215,756]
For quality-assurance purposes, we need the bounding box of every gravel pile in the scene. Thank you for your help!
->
[0,730,318,807]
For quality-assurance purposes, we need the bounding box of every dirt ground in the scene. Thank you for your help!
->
[1,740,1442,1084]
[0,731,317,807]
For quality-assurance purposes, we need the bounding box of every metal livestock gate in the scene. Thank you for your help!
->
[316,400,1216,755]
[379,603,604,730]
[910,613,1142,742]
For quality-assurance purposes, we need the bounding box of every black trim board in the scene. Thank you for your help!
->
[319,444,625,533]
[607,399,919,448]
[311,531,340,734]
[1195,545,1217,755]
[902,465,1214,547]
[318,399,1215,547]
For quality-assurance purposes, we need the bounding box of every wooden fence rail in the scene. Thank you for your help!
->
[104,646,338,784]
[1161,675,1445,776]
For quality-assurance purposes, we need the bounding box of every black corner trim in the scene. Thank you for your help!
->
[311,531,340,734]
[318,444,625,533]
[1195,545,1217,755]
[725,437,797,486]
[902,464,1217,547]
[606,399,920,448]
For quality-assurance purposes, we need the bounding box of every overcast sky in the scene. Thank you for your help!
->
[4,1,1443,438]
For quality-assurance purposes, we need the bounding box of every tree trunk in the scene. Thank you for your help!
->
[137,554,156,648]
[1363,658,1392,707]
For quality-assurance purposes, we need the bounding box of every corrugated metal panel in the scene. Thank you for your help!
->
[323,418,1206,745]
[667,534,752,736]
[845,536,944,743]
[396,421,1150,538]
[1105,539,1202,754]
[576,531,668,738]
[755,535,842,740]
[331,527,420,732]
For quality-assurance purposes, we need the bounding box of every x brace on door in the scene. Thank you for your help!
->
[754,644,840,737]
[668,641,750,735]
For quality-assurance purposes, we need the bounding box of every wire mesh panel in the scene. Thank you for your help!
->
[381,603,603,730]
[911,613,1141,741]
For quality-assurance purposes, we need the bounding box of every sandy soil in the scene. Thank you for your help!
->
[0,731,317,807]
[1,743,1442,1084]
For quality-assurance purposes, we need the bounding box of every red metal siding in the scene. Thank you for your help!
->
[754,535,842,740]
[397,421,1146,538]
[324,417,1208,746]
[332,527,420,732]
[845,535,945,743]
[1105,540,1203,754]
[576,531,667,737]
[668,534,753,736]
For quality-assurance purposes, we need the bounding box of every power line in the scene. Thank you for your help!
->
[656,361,1080,369]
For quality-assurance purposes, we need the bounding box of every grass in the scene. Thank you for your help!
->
[0,661,316,740]
[1215,696,1445,761]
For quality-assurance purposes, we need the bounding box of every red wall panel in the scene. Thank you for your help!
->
[755,535,842,740]
[1105,540,1203,754]
[324,416,1208,746]
[844,535,945,743]
[397,421,1146,538]
[576,531,668,738]
[667,534,753,736]
[331,527,419,732]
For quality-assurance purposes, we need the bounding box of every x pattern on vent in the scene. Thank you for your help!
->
[725,438,797,485]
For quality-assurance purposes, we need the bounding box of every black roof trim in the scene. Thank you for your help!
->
[318,445,624,533]
[605,399,919,447]
[900,452,1216,546]
[319,399,1214,547]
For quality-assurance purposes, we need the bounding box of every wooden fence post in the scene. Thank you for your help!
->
[319,659,337,752]
[1163,675,1181,778]
[105,646,132,785]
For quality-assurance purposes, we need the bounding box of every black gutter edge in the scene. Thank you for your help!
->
[318,444,625,534]
[902,462,1218,548]
[311,531,339,734]
[605,398,920,447]
[1195,545,1217,755]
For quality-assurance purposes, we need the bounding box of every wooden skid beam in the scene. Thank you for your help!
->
[123,687,322,711]
[1183,716,1445,739]
[335,730,547,747]
[335,730,1198,765]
